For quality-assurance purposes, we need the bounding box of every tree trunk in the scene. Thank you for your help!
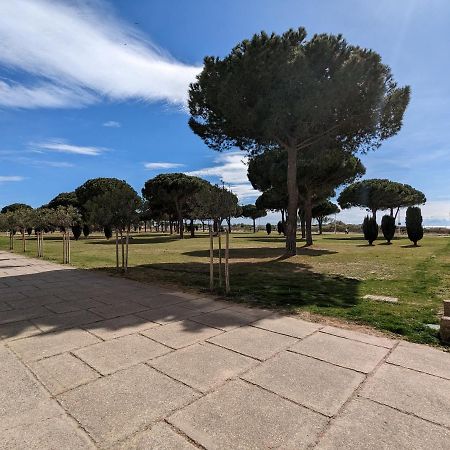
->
[227,217,231,233]
[22,230,26,252]
[300,217,305,239]
[190,218,195,237]
[252,219,256,233]
[120,230,124,270]
[390,207,394,217]
[318,218,323,235]
[285,147,298,255]
[281,209,285,228]
[179,216,184,239]
[394,207,400,220]
[372,209,377,221]
[169,221,173,235]
[125,230,129,272]
[304,194,313,246]
[115,229,119,270]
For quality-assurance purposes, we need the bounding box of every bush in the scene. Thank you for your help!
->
[381,215,396,244]
[104,225,113,240]
[72,224,82,241]
[82,224,90,237]
[277,221,285,235]
[266,223,272,235]
[362,216,378,245]
[406,206,423,246]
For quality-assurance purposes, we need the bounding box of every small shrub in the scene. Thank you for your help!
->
[266,223,272,235]
[82,224,90,237]
[406,206,423,246]
[362,216,378,245]
[277,221,285,235]
[72,224,82,241]
[104,225,112,240]
[27,227,33,236]
[381,215,396,244]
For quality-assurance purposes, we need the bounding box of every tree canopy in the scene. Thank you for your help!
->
[241,204,267,233]
[1,203,32,214]
[189,27,410,254]
[312,200,340,234]
[47,191,79,209]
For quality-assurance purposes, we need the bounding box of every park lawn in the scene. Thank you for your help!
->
[1,231,449,346]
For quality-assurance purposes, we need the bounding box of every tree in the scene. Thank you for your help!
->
[406,206,423,246]
[241,204,267,233]
[188,28,409,255]
[142,173,206,239]
[381,215,396,244]
[277,221,285,235]
[266,223,272,235]
[47,192,79,209]
[13,207,34,252]
[33,208,55,257]
[85,182,141,271]
[82,224,90,238]
[312,201,340,235]
[1,203,32,214]
[362,216,379,245]
[53,206,81,263]
[338,179,426,221]
[72,224,82,240]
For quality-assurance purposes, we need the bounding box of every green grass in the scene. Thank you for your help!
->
[2,231,449,345]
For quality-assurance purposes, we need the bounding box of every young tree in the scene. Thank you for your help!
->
[0,211,18,250]
[188,28,409,255]
[312,201,340,235]
[241,204,267,233]
[33,208,54,257]
[82,224,90,238]
[13,207,34,252]
[406,206,424,246]
[142,173,206,239]
[381,214,396,244]
[362,216,379,245]
[53,206,81,263]
[266,223,272,235]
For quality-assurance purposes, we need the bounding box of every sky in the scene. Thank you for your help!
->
[0,0,449,226]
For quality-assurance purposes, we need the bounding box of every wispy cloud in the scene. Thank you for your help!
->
[0,0,200,109]
[186,152,259,201]
[0,176,24,182]
[144,162,185,169]
[103,121,121,128]
[32,140,107,156]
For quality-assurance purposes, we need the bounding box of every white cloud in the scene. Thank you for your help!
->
[186,152,259,201]
[103,121,121,128]
[0,176,24,182]
[0,0,200,109]
[144,162,185,170]
[32,139,107,156]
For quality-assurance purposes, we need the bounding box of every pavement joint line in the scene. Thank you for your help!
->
[204,339,265,362]
[249,320,324,340]
[164,419,207,449]
[311,338,401,448]
[318,328,398,349]
[68,350,105,379]
[385,360,450,381]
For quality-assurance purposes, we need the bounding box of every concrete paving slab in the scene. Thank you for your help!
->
[137,304,203,325]
[88,302,149,319]
[132,294,188,309]
[150,342,256,392]
[141,320,223,349]
[45,299,106,314]
[0,320,41,342]
[0,416,95,450]
[9,328,101,361]
[321,325,396,348]
[0,306,52,325]
[112,421,196,450]
[31,310,102,332]
[290,332,389,373]
[224,304,274,319]
[28,353,100,395]
[361,363,450,428]
[243,352,364,416]
[190,308,256,331]
[316,397,450,450]
[169,379,328,450]
[387,341,450,379]
[74,333,171,375]
[58,364,200,446]
[252,314,322,338]
[182,298,230,313]
[83,314,160,340]
[0,301,11,312]
[208,326,298,360]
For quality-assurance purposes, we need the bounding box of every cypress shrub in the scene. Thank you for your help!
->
[266,223,272,235]
[104,225,113,240]
[381,215,396,244]
[277,221,285,235]
[406,206,423,246]
[72,224,82,241]
[362,216,378,245]
[82,224,90,238]
[27,227,33,236]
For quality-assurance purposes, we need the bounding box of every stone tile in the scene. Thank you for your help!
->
[151,342,256,392]
[6,295,62,309]
[321,325,396,348]
[31,310,102,332]
[0,320,41,342]
[190,308,256,331]
[0,301,11,312]
[290,332,389,373]
[28,353,100,395]
[74,334,171,375]
[84,314,159,340]
[45,299,105,314]
[182,298,230,313]
[0,306,52,325]
[0,345,61,431]
[9,328,100,361]
[88,302,149,319]
[141,320,223,349]
[224,304,274,319]
[112,422,196,450]
[316,397,450,450]
[58,364,200,446]
[169,379,328,450]
[137,304,203,325]
[361,363,450,427]
[208,326,297,360]
[387,341,450,379]
[132,294,187,309]
[252,315,322,338]
[243,352,364,416]
[0,416,95,450]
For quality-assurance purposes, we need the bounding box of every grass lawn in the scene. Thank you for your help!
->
[1,231,449,346]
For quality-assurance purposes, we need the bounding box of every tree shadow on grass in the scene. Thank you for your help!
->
[89,236,181,245]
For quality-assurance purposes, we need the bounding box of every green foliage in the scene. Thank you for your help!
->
[277,221,285,235]
[406,206,424,246]
[312,201,340,220]
[362,216,379,245]
[72,224,82,241]
[82,224,90,237]
[104,225,112,240]
[381,215,396,243]
[266,223,272,235]
[47,192,79,209]
[241,204,267,221]
[1,203,32,214]
[53,205,81,229]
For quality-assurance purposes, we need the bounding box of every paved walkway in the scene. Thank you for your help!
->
[1,250,450,449]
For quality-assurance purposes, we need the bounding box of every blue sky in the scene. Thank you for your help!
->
[0,0,449,225]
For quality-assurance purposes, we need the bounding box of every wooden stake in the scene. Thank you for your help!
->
[225,230,230,294]
[218,232,222,287]
[62,233,66,263]
[125,230,129,272]
[209,230,214,291]
[67,233,71,264]
[115,229,119,270]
